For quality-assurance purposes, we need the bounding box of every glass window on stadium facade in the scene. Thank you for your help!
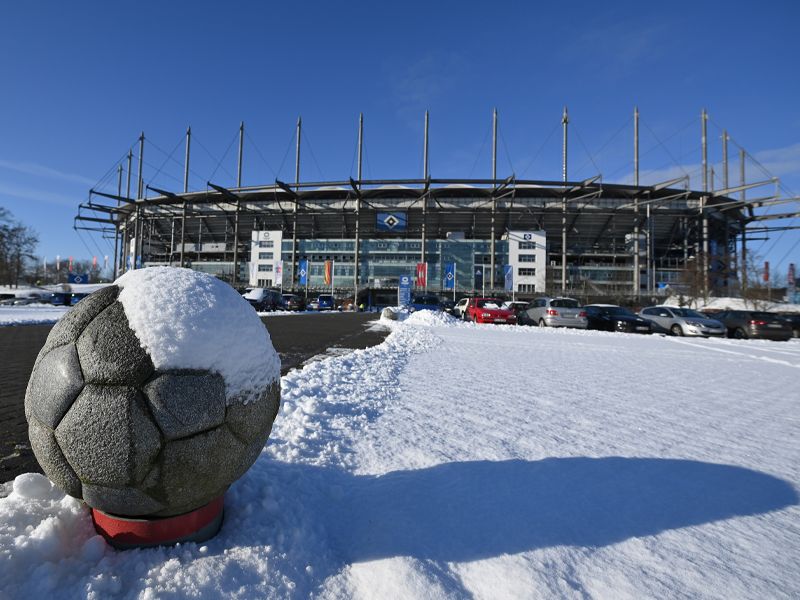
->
[280,238,509,291]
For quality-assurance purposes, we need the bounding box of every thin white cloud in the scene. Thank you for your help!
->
[388,53,466,126]
[615,142,800,192]
[753,143,800,178]
[0,158,95,186]
[0,182,78,206]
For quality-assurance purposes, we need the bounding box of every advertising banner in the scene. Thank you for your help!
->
[324,260,333,286]
[444,262,456,290]
[68,273,89,284]
[415,262,427,288]
[298,259,309,285]
[504,264,513,292]
[398,274,413,305]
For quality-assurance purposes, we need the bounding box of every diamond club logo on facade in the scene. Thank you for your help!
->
[383,214,399,229]
[446,272,454,281]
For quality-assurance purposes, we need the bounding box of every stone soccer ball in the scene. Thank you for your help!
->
[25,270,280,518]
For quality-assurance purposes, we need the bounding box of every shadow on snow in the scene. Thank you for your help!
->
[188,456,799,597]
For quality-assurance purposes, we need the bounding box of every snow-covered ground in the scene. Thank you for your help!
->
[0,304,70,325]
[1,313,798,598]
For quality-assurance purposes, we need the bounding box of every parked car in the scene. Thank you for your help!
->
[776,313,800,338]
[584,304,652,334]
[317,294,335,311]
[408,294,441,312]
[713,310,793,341]
[307,298,320,311]
[463,297,517,324]
[242,287,282,311]
[502,301,530,321]
[281,294,306,311]
[454,297,470,319]
[337,297,356,311]
[47,292,72,306]
[69,293,88,305]
[440,299,456,315]
[520,297,587,328]
[638,306,725,337]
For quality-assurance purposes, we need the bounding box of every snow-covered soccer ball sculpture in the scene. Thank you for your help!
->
[24,267,281,518]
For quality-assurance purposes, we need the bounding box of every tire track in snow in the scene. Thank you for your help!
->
[666,337,800,369]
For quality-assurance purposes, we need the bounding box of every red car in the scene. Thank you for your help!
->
[464,297,517,324]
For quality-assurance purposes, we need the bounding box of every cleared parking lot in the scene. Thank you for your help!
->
[0,312,385,482]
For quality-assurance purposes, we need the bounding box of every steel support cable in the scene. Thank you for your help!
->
[141,159,185,188]
[518,120,560,178]
[572,124,602,179]
[206,129,240,184]
[722,129,800,257]
[363,138,373,179]
[572,116,630,178]
[301,129,326,181]
[468,120,492,178]
[244,131,277,179]
[498,127,515,176]
[148,133,211,191]
[89,136,141,194]
[276,127,296,180]
[145,135,186,190]
[349,134,358,179]
[192,131,236,183]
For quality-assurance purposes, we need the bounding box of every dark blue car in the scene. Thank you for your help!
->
[317,294,335,311]
[408,294,441,312]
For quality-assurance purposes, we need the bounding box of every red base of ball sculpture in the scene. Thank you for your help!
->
[91,496,224,549]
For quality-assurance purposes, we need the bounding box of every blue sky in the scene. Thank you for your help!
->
[1,1,798,277]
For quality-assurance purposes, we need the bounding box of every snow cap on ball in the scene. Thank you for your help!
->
[115,267,280,403]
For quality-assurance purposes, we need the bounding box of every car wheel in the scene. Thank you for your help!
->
[538,319,546,328]
[670,324,684,336]
[734,327,748,340]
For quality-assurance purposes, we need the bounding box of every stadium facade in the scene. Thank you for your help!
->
[78,109,773,301]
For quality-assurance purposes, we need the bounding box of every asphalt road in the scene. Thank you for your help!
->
[0,311,386,483]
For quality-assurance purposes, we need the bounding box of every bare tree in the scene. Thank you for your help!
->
[0,208,39,287]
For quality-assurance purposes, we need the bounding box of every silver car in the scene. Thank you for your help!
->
[520,297,588,328]
[638,306,725,337]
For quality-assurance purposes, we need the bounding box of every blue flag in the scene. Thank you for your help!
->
[474,265,483,288]
[298,259,309,285]
[444,262,456,290]
[504,264,513,292]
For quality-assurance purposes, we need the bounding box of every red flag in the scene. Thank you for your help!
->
[764,261,770,283]
[68,256,74,272]
[415,262,428,288]
[92,256,98,268]
[324,260,332,285]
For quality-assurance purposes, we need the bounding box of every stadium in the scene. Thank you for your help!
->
[75,109,785,303]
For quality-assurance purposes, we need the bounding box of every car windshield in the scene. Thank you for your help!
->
[477,299,502,309]
[319,295,333,302]
[551,299,579,308]
[671,308,705,318]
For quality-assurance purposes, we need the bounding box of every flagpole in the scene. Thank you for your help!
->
[331,259,335,298]
[453,264,456,302]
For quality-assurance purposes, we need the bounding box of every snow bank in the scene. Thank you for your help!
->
[116,267,280,400]
[0,305,70,326]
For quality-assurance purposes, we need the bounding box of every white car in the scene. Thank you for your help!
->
[454,298,470,319]
[638,306,725,337]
